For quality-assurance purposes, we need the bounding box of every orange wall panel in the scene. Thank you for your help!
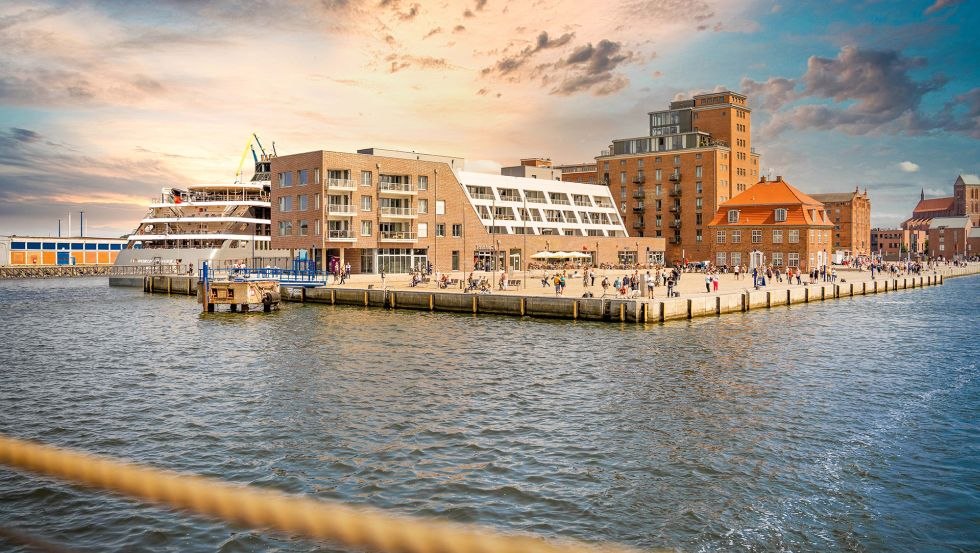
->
[97,252,109,264]
[11,251,25,265]
[84,252,97,264]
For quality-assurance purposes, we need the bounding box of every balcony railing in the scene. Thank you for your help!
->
[669,173,681,182]
[669,205,680,212]
[379,206,418,217]
[327,229,356,240]
[633,205,645,212]
[574,200,592,207]
[525,196,547,204]
[469,192,494,200]
[633,175,646,184]
[327,204,356,215]
[670,220,682,228]
[379,230,417,241]
[669,236,680,244]
[670,186,682,195]
[379,182,416,194]
[549,198,571,205]
[632,191,645,199]
[498,195,521,202]
[632,221,644,229]
[326,178,356,190]
[545,216,563,222]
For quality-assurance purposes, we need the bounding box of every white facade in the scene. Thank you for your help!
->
[457,171,628,238]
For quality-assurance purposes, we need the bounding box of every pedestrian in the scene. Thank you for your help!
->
[712,275,719,292]
[645,271,654,299]
[590,270,596,287]
[705,274,712,293]
[553,273,562,296]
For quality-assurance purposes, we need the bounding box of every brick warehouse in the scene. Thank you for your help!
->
[269,148,664,274]
[596,90,761,264]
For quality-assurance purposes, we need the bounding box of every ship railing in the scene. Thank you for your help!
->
[108,264,182,276]
[153,193,270,204]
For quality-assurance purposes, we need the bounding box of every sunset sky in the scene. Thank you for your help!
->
[1,0,977,237]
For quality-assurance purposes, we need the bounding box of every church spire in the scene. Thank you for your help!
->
[921,188,925,201]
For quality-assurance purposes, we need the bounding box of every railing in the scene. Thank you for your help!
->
[108,264,182,276]
[574,200,593,207]
[669,173,681,182]
[379,181,415,193]
[632,175,646,184]
[492,214,516,220]
[327,204,356,215]
[498,195,521,202]
[525,196,547,204]
[632,191,645,199]
[327,230,356,240]
[549,198,571,205]
[545,216,563,222]
[670,220,682,228]
[469,192,495,200]
[669,236,680,244]
[670,186,682,195]
[633,205,645,212]
[669,205,680,212]
[379,230,417,241]
[152,193,269,204]
[380,206,418,217]
[632,221,644,228]
[326,178,356,190]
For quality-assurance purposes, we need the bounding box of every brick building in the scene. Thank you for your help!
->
[927,216,972,259]
[810,189,871,258]
[596,90,760,264]
[953,174,980,226]
[555,162,598,184]
[269,148,664,274]
[707,176,834,271]
[870,228,911,260]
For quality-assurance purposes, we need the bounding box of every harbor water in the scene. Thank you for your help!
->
[0,276,977,552]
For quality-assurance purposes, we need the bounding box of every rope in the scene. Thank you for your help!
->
[0,435,644,553]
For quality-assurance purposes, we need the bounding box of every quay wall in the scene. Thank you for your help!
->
[121,266,979,325]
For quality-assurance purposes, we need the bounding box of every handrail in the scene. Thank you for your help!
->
[0,434,642,553]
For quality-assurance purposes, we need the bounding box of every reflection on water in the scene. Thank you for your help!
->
[0,276,978,552]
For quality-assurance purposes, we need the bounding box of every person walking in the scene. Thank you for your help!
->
[712,275,719,292]
[705,274,712,293]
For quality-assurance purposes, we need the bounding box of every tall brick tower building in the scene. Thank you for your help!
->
[596,90,760,264]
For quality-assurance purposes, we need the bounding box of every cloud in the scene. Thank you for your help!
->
[386,54,452,73]
[924,0,963,15]
[742,46,975,138]
[898,161,920,172]
[475,0,488,11]
[480,30,575,78]
[550,39,634,96]
[423,27,442,39]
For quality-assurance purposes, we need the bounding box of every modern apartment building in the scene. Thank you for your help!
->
[269,148,664,274]
[810,189,872,258]
[707,176,834,271]
[596,90,761,263]
[500,158,562,180]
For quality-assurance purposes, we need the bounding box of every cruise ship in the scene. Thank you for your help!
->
[114,150,290,270]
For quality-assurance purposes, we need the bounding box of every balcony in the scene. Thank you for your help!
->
[574,200,592,207]
[327,204,356,216]
[669,205,681,212]
[632,221,644,229]
[670,220,682,228]
[670,186,682,196]
[632,190,645,199]
[633,175,646,184]
[549,198,571,205]
[669,173,681,182]
[326,229,356,241]
[326,178,356,191]
[379,206,418,218]
[379,230,417,242]
[669,236,681,244]
[633,204,645,212]
[379,181,416,195]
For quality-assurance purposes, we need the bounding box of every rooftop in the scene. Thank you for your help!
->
[929,216,972,229]
[957,174,980,185]
[913,196,955,214]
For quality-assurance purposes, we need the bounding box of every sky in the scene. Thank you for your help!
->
[0,0,977,237]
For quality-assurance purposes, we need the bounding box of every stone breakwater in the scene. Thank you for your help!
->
[0,266,115,280]
[116,264,979,324]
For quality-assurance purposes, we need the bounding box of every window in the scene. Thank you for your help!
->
[716,230,726,243]
[298,169,309,185]
[695,165,703,178]
[696,229,702,242]
[361,171,372,186]
[673,155,680,166]
[436,200,445,215]
[696,182,702,194]
[278,220,292,236]
[732,230,741,243]
[789,229,800,243]
[314,193,320,210]
[773,229,783,243]
[716,252,726,266]
[788,252,800,267]
[620,171,626,184]
[299,220,309,236]
[774,208,787,222]
[279,172,292,187]
[772,252,783,266]
[278,196,292,212]
[418,199,428,213]
[727,209,739,223]
[314,168,320,184]
[314,219,321,235]
[360,221,372,236]
[655,169,662,182]
[418,175,428,190]
[417,223,428,238]
[452,224,462,237]
[731,252,741,266]
[696,197,703,210]
[361,196,372,211]
[751,229,762,243]
[298,195,308,211]
[436,223,446,237]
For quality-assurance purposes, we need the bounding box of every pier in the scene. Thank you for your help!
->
[114,264,980,324]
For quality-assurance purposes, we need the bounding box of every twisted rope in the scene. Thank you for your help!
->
[0,435,643,553]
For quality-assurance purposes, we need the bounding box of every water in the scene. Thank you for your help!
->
[0,276,977,552]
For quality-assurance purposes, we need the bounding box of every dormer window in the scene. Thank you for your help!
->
[774,208,787,222]
[727,209,739,223]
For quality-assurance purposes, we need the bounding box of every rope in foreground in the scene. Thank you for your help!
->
[0,435,644,553]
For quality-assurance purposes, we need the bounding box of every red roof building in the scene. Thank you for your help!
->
[708,176,834,270]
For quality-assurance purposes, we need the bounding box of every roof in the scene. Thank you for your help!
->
[957,174,980,185]
[970,228,980,238]
[913,196,955,214]
[708,177,833,227]
[928,216,971,229]
[810,192,858,203]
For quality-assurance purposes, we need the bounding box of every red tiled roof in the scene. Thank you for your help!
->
[708,177,833,227]
[912,197,954,214]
